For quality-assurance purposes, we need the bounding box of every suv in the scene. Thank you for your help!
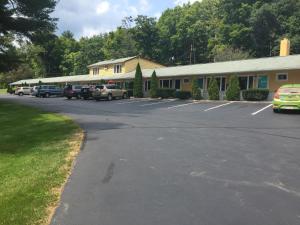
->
[30,86,39,96]
[92,84,128,101]
[37,85,63,98]
[81,85,96,100]
[15,87,32,96]
[64,84,82,99]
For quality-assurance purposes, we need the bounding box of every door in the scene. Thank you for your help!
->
[175,79,181,90]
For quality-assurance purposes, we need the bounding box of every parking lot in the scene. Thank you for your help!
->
[1,95,300,225]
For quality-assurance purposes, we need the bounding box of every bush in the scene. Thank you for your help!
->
[226,75,240,101]
[157,88,176,98]
[208,77,219,100]
[133,63,143,98]
[127,89,133,97]
[150,70,158,98]
[175,91,191,99]
[191,77,202,100]
[242,89,269,101]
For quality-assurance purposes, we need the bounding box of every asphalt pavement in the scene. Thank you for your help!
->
[1,95,300,225]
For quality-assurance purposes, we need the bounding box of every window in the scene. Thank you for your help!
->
[144,80,151,92]
[93,68,99,75]
[114,64,122,73]
[276,73,288,81]
[183,79,190,83]
[258,75,268,89]
[175,80,181,90]
[197,78,204,89]
[207,77,226,91]
[238,76,255,90]
[160,80,173,89]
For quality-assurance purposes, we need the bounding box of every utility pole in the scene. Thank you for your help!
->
[190,44,193,65]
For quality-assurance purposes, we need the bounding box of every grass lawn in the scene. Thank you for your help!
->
[0,89,7,94]
[0,101,83,225]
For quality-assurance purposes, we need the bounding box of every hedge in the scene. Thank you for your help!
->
[175,91,191,99]
[157,88,176,98]
[242,89,269,101]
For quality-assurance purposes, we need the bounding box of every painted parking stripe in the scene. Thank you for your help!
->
[140,99,176,107]
[116,99,150,105]
[251,104,273,116]
[167,101,197,109]
[204,102,234,112]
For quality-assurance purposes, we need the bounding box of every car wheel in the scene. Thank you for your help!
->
[67,96,72,100]
[273,108,280,113]
[76,94,81,99]
[83,97,88,100]
[19,92,23,96]
[95,98,100,101]
[122,93,128,99]
[45,93,50,98]
[107,94,113,101]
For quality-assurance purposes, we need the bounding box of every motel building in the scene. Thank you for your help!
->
[11,39,300,100]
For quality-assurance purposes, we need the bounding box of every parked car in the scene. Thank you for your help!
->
[15,87,32,96]
[81,85,97,100]
[30,86,39,96]
[37,85,63,98]
[273,84,300,113]
[92,84,128,101]
[64,84,82,99]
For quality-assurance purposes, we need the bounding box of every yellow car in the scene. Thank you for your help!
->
[273,84,300,113]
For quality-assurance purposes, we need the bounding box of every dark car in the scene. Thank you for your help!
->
[64,84,82,99]
[81,85,102,100]
[37,85,63,98]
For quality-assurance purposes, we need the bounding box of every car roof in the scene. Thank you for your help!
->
[281,84,300,88]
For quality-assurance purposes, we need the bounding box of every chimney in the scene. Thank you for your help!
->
[280,38,290,56]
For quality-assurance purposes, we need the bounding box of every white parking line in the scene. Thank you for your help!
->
[116,99,150,105]
[167,101,197,109]
[140,99,176,107]
[251,104,273,116]
[204,102,234,112]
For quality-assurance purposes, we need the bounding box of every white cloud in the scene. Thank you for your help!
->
[96,1,110,15]
[174,0,202,5]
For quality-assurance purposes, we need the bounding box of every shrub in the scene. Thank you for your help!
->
[127,89,133,97]
[208,77,219,100]
[191,77,202,100]
[175,91,191,99]
[133,63,143,98]
[157,88,176,98]
[242,89,269,101]
[150,70,158,98]
[226,75,240,101]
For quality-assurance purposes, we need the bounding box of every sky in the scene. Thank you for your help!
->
[52,0,201,39]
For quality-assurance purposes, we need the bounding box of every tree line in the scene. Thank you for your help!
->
[1,0,300,85]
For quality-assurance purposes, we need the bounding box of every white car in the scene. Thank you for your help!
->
[15,87,32,96]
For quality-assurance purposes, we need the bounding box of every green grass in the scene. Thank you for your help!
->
[0,89,7,94]
[0,101,83,225]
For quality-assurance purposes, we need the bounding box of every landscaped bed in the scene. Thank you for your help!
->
[0,101,84,225]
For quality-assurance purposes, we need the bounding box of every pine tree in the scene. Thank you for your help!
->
[226,75,240,101]
[150,70,158,98]
[208,77,219,100]
[191,76,202,100]
[133,63,143,98]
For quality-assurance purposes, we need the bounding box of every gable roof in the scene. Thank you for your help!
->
[140,54,300,78]
[87,56,137,68]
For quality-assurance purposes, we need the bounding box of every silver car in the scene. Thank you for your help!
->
[92,84,128,101]
[15,87,32,96]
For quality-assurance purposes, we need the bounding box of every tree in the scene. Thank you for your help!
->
[132,16,160,60]
[191,76,202,100]
[133,63,143,98]
[150,70,158,98]
[0,0,57,72]
[226,75,240,100]
[208,77,219,100]
[212,45,252,62]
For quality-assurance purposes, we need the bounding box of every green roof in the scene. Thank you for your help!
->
[87,56,137,68]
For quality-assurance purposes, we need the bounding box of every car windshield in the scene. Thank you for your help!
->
[280,87,300,94]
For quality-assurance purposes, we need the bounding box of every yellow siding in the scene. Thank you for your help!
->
[124,58,165,73]
[89,63,125,76]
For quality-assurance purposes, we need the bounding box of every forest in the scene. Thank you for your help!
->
[1,0,300,85]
